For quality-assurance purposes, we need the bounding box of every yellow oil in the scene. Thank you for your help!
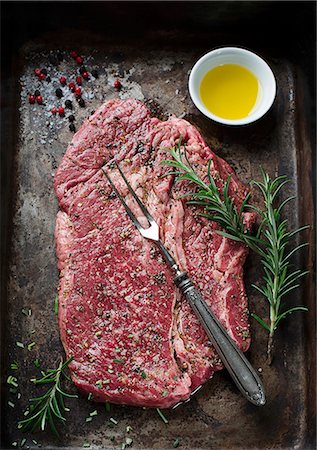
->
[200,64,259,120]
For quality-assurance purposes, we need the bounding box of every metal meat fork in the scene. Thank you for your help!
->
[102,163,266,407]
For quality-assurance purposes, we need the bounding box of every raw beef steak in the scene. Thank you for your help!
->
[54,98,253,408]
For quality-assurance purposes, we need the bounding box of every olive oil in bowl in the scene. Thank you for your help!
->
[200,64,259,120]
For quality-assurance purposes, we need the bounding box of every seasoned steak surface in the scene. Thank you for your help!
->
[55,98,252,408]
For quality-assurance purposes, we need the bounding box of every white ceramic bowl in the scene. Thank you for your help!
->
[188,47,276,126]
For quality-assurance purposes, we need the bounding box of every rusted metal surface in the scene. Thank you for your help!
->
[1,4,315,450]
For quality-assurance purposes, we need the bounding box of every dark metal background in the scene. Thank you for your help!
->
[1,2,315,449]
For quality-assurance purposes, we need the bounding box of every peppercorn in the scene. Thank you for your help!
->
[68,82,75,92]
[59,76,67,85]
[70,51,78,59]
[79,66,87,74]
[34,68,41,76]
[55,88,63,98]
[65,99,73,109]
[28,95,36,104]
[36,95,43,104]
[76,56,84,65]
[82,71,89,80]
[78,98,85,107]
[51,107,57,115]
[58,106,65,116]
[69,123,76,133]
[91,69,99,79]
[114,79,121,90]
[75,87,81,96]
[41,68,47,76]
[68,114,75,122]
[49,55,58,66]
[39,73,46,80]
[34,89,41,97]
[46,76,51,83]
[76,75,82,85]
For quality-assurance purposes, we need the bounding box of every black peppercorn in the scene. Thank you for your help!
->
[41,68,47,76]
[46,76,51,83]
[91,69,99,79]
[69,123,76,133]
[49,55,58,66]
[68,114,75,122]
[79,66,87,74]
[55,88,63,98]
[78,98,85,107]
[65,99,73,109]
[34,89,41,97]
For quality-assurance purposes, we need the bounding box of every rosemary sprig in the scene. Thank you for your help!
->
[18,356,77,435]
[161,139,265,255]
[162,140,308,362]
[250,171,309,362]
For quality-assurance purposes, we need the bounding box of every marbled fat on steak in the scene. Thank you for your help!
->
[54,98,253,408]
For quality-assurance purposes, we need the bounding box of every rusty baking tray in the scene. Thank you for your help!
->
[1,2,316,449]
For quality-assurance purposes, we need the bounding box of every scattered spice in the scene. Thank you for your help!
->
[68,81,76,92]
[65,99,73,109]
[156,408,168,424]
[58,106,65,117]
[33,359,40,368]
[109,417,118,425]
[27,342,36,351]
[51,107,57,115]
[76,75,82,85]
[7,375,18,388]
[36,95,43,105]
[28,95,35,104]
[105,402,112,412]
[70,51,78,59]
[39,73,46,81]
[59,76,67,85]
[114,79,122,90]
[55,88,63,98]
[82,71,89,80]
[16,342,24,349]
[21,308,32,316]
[75,87,82,96]
[10,361,18,370]
[95,380,103,388]
[78,98,85,107]
[91,69,99,79]
[76,56,84,65]
[54,294,59,314]
[173,438,180,448]
[68,114,75,122]
[69,123,76,133]
[79,66,87,74]
[34,68,41,76]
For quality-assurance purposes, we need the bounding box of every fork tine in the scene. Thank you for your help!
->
[114,162,154,223]
[102,168,143,232]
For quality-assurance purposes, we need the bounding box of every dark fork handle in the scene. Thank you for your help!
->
[175,272,266,406]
